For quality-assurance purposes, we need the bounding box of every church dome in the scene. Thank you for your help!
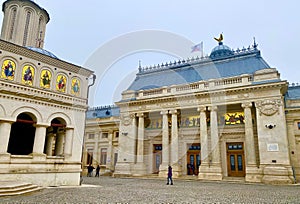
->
[26,46,58,59]
[210,42,234,59]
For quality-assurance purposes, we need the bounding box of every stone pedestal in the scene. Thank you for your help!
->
[30,153,47,162]
[171,164,182,178]
[245,165,262,183]
[158,164,168,178]
[132,163,147,176]
[113,162,132,177]
[261,165,295,184]
[0,153,11,162]
[198,163,223,181]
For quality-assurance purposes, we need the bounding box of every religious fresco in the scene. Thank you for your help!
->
[223,112,245,125]
[40,69,51,88]
[71,78,80,95]
[56,74,67,92]
[1,59,16,80]
[21,65,34,85]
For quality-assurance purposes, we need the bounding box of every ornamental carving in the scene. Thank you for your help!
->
[121,114,133,126]
[256,99,282,116]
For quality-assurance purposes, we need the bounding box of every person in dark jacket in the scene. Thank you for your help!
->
[167,165,173,185]
[87,164,95,177]
[95,165,100,177]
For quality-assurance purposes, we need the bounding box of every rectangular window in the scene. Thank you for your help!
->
[102,133,108,138]
[298,122,300,130]
[115,131,119,138]
[86,149,93,165]
[88,133,95,139]
[100,148,107,165]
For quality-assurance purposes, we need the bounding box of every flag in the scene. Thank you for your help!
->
[191,42,203,53]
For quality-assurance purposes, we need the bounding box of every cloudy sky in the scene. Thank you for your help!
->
[0,0,299,107]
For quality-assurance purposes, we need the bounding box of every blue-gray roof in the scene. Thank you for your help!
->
[86,105,120,119]
[128,45,270,91]
[286,85,300,100]
[26,46,58,59]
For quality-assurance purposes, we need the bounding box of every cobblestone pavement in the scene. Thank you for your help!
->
[1,176,300,203]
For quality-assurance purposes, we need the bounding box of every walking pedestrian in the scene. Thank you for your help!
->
[166,165,173,185]
[87,164,94,177]
[95,165,100,177]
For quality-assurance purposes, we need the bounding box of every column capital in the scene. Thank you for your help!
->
[33,123,49,128]
[241,102,252,109]
[169,109,178,115]
[130,113,136,119]
[136,112,144,118]
[197,106,207,112]
[160,110,169,115]
[208,106,218,112]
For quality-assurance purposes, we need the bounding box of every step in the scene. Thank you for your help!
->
[0,181,42,197]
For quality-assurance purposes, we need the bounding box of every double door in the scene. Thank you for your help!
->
[226,143,245,177]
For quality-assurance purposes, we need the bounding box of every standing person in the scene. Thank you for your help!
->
[167,165,173,185]
[87,164,94,177]
[95,165,100,177]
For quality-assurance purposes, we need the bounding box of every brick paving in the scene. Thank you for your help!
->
[0,176,300,203]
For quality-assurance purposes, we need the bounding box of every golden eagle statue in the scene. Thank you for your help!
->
[214,33,223,42]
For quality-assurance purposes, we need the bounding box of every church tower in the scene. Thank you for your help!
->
[0,0,49,48]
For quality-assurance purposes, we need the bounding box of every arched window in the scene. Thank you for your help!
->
[23,11,31,46]
[36,17,44,48]
[8,113,36,155]
[9,8,17,40]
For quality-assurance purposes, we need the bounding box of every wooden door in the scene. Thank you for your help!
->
[227,143,245,177]
[186,143,201,175]
[153,144,162,173]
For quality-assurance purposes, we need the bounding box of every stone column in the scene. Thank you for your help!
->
[0,121,12,161]
[64,128,74,157]
[55,129,64,156]
[93,133,99,164]
[242,102,259,182]
[0,121,12,154]
[45,133,54,156]
[169,109,181,177]
[198,106,209,179]
[133,113,147,175]
[106,131,113,173]
[159,110,169,177]
[203,106,222,180]
[32,124,47,159]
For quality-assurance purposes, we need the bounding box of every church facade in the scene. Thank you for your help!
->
[0,0,94,186]
[85,40,300,184]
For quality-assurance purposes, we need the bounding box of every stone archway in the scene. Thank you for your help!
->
[7,113,36,155]
[44,118,66,156]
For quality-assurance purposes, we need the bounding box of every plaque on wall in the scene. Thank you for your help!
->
[267,143,279,152]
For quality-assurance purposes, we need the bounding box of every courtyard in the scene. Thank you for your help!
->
[0,176,300,203]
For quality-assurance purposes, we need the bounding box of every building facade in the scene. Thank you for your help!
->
[0,0,94,187]
[85,40,300,184]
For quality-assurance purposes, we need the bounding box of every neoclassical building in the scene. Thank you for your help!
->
[0,0,94,186]
[85,39,300,184]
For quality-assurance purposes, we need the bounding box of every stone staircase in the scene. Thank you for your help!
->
[0,181,42,197]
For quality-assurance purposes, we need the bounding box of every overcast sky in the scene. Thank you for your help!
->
[0,0,299,107]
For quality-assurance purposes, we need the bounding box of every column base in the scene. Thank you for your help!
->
[132,162,147,176]
[158,163,168,178]
[30,153,47,161]
[261,165,295,184]
[171,164,182,178]
[0,153,11,162]
[245,165,263,183]
[112,162,132,177]
[198,163,223,181]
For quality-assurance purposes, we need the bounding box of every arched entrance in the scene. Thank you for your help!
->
[8,113,36,155]
[44,118,66,156]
